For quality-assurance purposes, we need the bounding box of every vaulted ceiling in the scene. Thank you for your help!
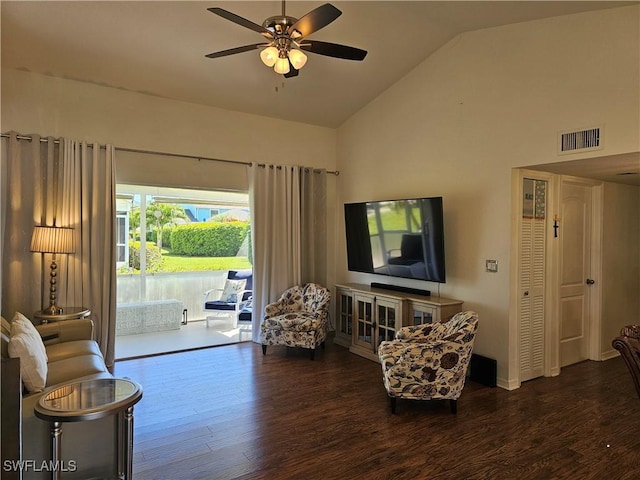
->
[2,1,633,128]
[2,1,638,183]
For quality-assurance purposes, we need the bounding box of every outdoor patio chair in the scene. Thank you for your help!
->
[203,270,252,328]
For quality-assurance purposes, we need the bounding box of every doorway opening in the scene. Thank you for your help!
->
[114,184,252,359]
[512,169,603,386]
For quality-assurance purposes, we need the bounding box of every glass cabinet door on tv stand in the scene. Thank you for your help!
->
[409,298,463,326]
[351,291,403,363]
[333,286,353,348]
[409,302,436,326]
[376,296,399,345]
[352,292,375,353]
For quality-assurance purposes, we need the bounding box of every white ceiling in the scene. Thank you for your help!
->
[526,152,640,186]
[2,1,639,184]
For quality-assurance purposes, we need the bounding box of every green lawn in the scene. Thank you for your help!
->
[369,205,421,234]
[160,253,252,272]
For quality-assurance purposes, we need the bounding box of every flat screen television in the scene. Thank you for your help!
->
[344,197,446,283]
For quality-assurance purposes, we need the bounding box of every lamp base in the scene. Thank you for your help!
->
[47,258,61,315]
[46,304,62,315]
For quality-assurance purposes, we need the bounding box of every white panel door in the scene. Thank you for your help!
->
[559,180,592,367]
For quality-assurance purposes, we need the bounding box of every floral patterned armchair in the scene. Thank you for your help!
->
[378,311,479,414]
[261,283,331,360]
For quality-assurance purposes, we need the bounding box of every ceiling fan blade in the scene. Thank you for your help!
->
[284,64,300,78]
[207,7,273,38]
[288,3,341,38]
[301,40,367,61]
[205,43,268,59]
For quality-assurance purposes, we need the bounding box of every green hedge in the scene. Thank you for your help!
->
[170,222,249,257]
[129,241,163,272]
[146,226,174,249]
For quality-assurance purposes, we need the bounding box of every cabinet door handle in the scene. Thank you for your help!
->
[586,278,595,285]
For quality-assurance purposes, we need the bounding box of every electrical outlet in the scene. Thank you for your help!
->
[486,260,498,273]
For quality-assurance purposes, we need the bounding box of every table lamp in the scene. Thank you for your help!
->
[30,225,75,315]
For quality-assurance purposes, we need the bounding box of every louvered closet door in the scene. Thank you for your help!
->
[519,179,547,382]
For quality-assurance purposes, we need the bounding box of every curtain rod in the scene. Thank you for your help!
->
[0,133,339,176]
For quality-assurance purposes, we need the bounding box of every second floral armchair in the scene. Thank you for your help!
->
[378,310,479,414]
[261,283,331,360]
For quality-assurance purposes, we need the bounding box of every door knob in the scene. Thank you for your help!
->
[586,278,595,285]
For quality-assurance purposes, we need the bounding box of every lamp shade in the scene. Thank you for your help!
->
[274,57,290,75]
[30,226,75,254]
[260,46,279,67]
[288,49,307,70]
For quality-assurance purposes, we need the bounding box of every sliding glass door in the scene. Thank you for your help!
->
[114,184,252,358]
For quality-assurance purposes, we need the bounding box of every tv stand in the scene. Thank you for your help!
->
[333,283,463,362]
[370,282,431,297]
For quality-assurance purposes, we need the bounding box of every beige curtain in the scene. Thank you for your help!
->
[0,134,117,367]
[248,163,327,342]
[300,167,327,286]
[1,133,51,319]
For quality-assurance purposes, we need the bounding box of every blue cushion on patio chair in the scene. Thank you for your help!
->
[203,270,253,327]
[203,301,237,311]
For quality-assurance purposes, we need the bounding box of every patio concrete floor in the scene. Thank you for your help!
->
[115,319,252,360]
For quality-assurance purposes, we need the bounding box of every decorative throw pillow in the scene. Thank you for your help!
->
[8,312,48,393]
[220,279,247,303]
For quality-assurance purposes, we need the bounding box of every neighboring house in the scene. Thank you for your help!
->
[179,205,250,222]
[1,5,638,390]
[180,205,219,222]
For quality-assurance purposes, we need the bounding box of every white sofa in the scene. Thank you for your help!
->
[1,315,118,479]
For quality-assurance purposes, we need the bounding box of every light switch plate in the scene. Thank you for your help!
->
[486,260,498,272]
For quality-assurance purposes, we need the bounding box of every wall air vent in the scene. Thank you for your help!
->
[558,126,602,155]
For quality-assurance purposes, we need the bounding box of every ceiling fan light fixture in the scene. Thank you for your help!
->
[206,3,368,77]
[274,57,290,75]
[260,46,279,67]
[288,49,307,70]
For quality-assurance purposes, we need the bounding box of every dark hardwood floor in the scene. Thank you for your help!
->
[114,340,640,480]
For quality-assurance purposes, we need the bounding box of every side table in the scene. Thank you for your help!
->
[33,307,91,325]
[34,378,143,480]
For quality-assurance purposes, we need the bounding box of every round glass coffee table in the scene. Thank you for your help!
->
[34,378,142,480]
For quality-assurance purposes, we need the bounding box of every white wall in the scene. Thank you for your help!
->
[336,6,640,387]
[601,182,640,357]
[1,69,337,190]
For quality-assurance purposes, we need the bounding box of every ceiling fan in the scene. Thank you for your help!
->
[205,1,367,78]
